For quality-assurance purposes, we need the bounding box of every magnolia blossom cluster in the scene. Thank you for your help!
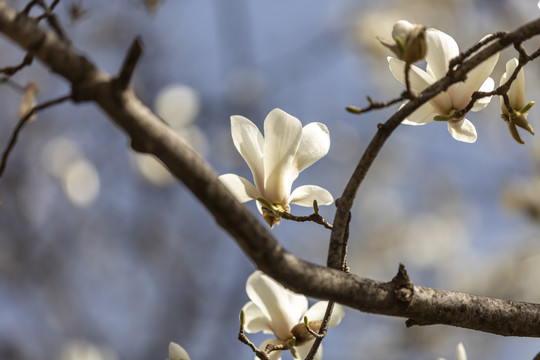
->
[210,19,537,360]
[219,22,536,231]
[386,20,534,144]
[241,271,345,360]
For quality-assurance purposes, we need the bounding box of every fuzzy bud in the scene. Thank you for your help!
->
[290,320,322,346]
[379,20,427,64]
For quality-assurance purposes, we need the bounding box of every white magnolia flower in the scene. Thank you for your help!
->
[499,58,535,144]
[219,108,333,227]
[168,342,191,360]
[388,27,499,143]
[242,271,345,360]
[437,342,467,360]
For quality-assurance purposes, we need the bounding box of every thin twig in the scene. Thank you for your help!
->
[0,53,33,76]
[303,317,325,339]
[21,0,41,15]
[264,343,289,354]
[279,211,333,230]
[304,302,335,360]
[448,31,506,72]
[238,330,270,360]
[451,43,537,119]
[29,0,70,42]
[404,62,413,96]
[346,95,405,115]
[305,210,350,358]
[237,310,271,360]
[339,211,351,272]
[0,77,27,92]
[0,94,72,178]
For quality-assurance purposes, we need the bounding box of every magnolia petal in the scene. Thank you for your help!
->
[451,38,499,109]
[424,28,459,79]
[256,339,285,360]
[471,77,495,112]
[294,341,322,360]
[218,174,259,203]
[447,118,477,143]
[303,301,345,328]
[388,57,434,92]
[402,101,438,125]
[328,303,345,328]
[242,301,273,335]
[169,342,191,360]
[303,301,327,321]
[246,271,308,340]
[231,115,265,191]
[289,185,334,207]
[294,122,330,174]
[263,109,303,204]
[456,342,467,360]
[286,289,310,321]
[501,58,526,112]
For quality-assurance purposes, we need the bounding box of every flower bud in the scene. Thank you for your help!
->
[18,82,38,122]
[500,58,535,144]
[290,320,322,346]
[379,20,427,64]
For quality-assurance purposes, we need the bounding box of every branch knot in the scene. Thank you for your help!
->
[391,263,414,303]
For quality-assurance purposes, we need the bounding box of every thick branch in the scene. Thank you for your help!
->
[1,1,540,337]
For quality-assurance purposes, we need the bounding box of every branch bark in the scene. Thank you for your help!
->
[1,1,540,337]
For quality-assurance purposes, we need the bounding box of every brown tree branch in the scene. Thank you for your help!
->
[1,1,540,338]
[113,36,144,91]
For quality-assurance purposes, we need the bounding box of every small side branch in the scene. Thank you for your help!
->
[347,95,405,115]
[258,198,333,230]
[304,301,335,360]
[303,317,325,340]
[0,53,33,76]
[238,331,270,360]
[238,311,270,360]
[0,77,26,92]
[23,0,69,42]
[0,94,72,178]
[448,31,506,72]
[279,211,333,230]
[391,264,414,303]
[451,43,538,120]
[113,36,145,91]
